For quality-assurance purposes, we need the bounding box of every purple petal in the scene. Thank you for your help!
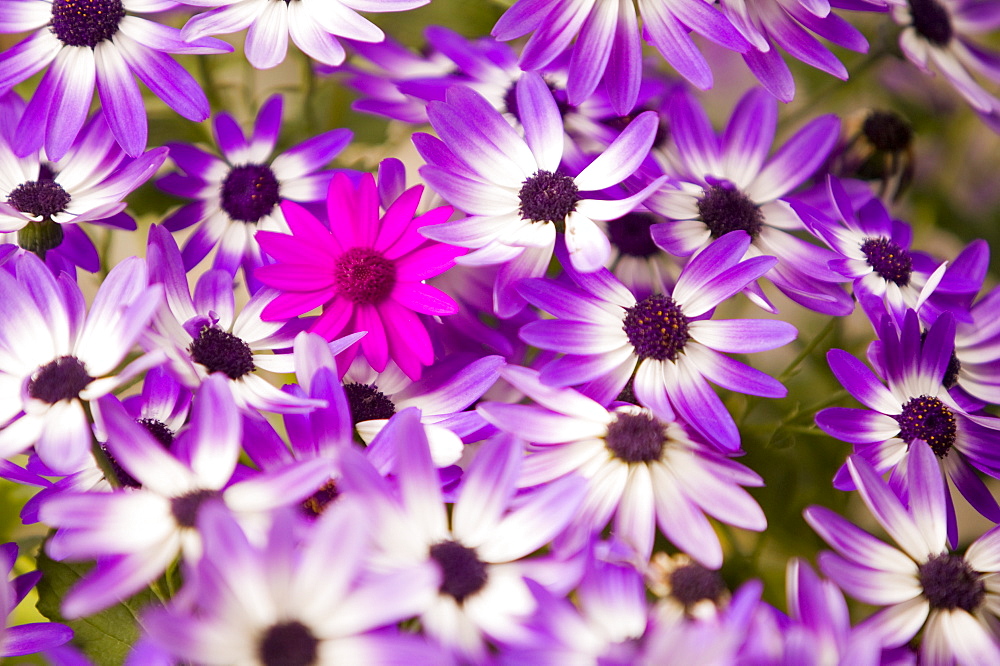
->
[565,0,617,107]
[45,46,96,161]
[478,473,587,562]
[747,114,840,202]
[826,349,900,415]
[815,407,901,444]
[817,552,922,606]
[516,71,563,172]
[573,111,657,191]
[688,318,796,353]
[684,344,787,398]
[114,35,210,121]
[847,454,939,560]
[721,88,776,188]
[452,433,520,546]
[804,505,917,573]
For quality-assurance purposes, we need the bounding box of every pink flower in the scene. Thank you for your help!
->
[255,172,465,380]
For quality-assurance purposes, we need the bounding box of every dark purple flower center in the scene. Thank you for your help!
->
[138,418,176,448]
[607,212,660,258]
[909,0,953,46]
[894,395,957,457]
[188,326,255,380]
[670,563,727,608]
[332,247,397,305]
[860,237,913,286]
[28,356,93,404]
[220,164,281,223]
[430,540,488,603]
[697,184,763,239]
[605,411,666,463]
[343,382,396,423]
[50,0,125,48]
[300,479,340,519]
[258,620,319,666]
[863,111,914,153]
[170,489,219,528]
[622,294,690,362]
[518,170,579,232]
[918,553,984,612]
[8,179,71,219]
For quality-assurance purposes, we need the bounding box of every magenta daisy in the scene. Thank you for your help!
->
[255,171,466,381]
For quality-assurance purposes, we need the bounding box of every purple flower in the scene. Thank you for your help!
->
[892,0,1000,127]
[1,543,73,657]
[797,176,948,323]
[0,100,166,271]
[518,232,796,451]
[492,0,748,114]
[415,72,665,316]
[0,252,163,474]
[338,410,587,661]
[0,0,231,158]
[805,443,1000,662]
[179,0,430,69]
[646,87,852,315]
[817,310,1000,539]
[38,375,335,618]
[142,501,445,664]
[478,366,766,565]
[158,95,352,291]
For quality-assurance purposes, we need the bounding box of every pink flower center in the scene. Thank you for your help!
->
[332,247,396,305]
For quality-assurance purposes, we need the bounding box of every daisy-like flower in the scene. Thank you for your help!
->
[0,252,163,474]
[178,0,429,69]
[1,543,73,658]
[146,224,320,415]
[816,310,1000,540]
[415,72,666,316]
[255,171,465,381]
[0,0,231,159]
[892,0,1000,127]
[0,105,166,270]
[491,0,749,114]
[518,231,796,451]
[646,87,852,315]
[805,443,1000,663]
[338,410,587,661]
[478,366,766,564]
[796,176,948,324]
[158,95,352,291]
[38,376,336,618]
[143,500,445,664]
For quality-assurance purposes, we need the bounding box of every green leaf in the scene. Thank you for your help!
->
[34,548,161,666]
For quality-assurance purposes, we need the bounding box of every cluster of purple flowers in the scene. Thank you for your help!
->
[0,0,999,664]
